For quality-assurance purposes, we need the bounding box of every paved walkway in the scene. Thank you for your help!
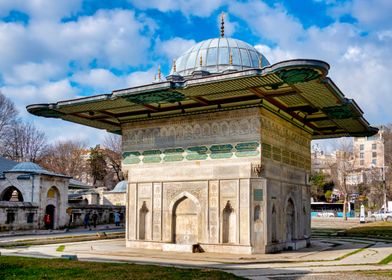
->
[0,224,124,244]
[1,235,392,279]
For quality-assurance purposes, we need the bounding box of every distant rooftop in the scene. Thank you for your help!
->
[0,157,17,176]
[110,180,127,193]
[6,162,70,178]
[69,178,92,189]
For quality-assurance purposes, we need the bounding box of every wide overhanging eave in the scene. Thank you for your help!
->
[26,59,376,139]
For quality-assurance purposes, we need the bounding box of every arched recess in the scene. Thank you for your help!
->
[46,186,61,229]
[170,192,201,244]
[45,204,55,229]
[254,204,261,222]
[1,186,24,202]
[222,200,236,244]
[285,198,296,242]
[271,203,277,243]
[139,201,149,240]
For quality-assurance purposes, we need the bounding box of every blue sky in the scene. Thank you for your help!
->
[0,0,391,150]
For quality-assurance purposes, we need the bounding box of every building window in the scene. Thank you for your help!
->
[27,213,34,223]
[360,152,364,159]
[360,144,364,150]
[360,160,364,166]
[372,152,377,158]
[6,212,15,224]
[372,143,377,150]
[372,159,377,165]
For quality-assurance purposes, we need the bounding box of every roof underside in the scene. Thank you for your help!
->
[27,59,377,139]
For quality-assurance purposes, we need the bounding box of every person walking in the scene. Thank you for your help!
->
[114,211,120,227]
[84,212,91,230]
[92,211,98,229]
[44,214,51,230]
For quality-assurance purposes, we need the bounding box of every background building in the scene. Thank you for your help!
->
[0,157,125,231]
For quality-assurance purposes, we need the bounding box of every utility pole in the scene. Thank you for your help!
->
[382,166,387,218]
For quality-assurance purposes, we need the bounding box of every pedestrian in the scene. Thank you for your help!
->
[92,211,98,229]
[84,212,91,230]
[114,211,120,227]
[44,214,51,230]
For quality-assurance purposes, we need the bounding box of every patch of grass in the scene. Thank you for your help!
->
[334,244,373,261]
[379,253,392,265]
[341,222,392,239]
[56,245,65,252]
[0,256,243,280]
[359,270,392,277]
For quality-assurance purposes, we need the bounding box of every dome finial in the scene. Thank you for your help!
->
[158,65,161,80]
[220,12,225,38]
[172,59,177,72]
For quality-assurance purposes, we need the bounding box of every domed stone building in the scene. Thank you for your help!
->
[0,161,69,230]
[28,21,376,253]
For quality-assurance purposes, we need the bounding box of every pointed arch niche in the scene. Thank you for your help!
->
[170,192,201,244]
[285,198,296,243]
[222,200,236,244]
[139,201,149,240]
[271,203,277,243]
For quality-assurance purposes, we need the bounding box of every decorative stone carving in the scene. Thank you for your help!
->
[126,91,185,105]
[122,109,260,150]
[251,163,264,177]
[276,68,320,85]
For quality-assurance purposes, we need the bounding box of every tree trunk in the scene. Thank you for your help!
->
[343,194,348,221]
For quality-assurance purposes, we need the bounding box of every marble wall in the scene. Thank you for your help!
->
[123,107,311,254]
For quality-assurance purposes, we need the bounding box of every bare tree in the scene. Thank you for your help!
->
[38,140,88,180]
[0,92,17,138]
[2,122,47,162]
[330,138,356,220]
[102,133,124,183]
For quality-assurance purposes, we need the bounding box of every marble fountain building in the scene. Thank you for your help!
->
[28,27,377,253]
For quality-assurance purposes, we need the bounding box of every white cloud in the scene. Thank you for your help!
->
[350,0,392,29]
[1,79,78,118]
[0,5,160,146]
[228,1,304,46]
[342,46,361,62]
[0,9,153,76]
[378,30,392,41]
[34,118,108,146]
[254,45,295,64]
[71,67,157,93]
[72,69,123,93]
[129,0,225,17]
[156,37,196,60]
[0,0,82,21]
[29,9,152,69]
[3,62,64,86]
[125,68,157,87]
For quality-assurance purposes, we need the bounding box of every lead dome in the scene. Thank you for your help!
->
[171,37,270,76]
